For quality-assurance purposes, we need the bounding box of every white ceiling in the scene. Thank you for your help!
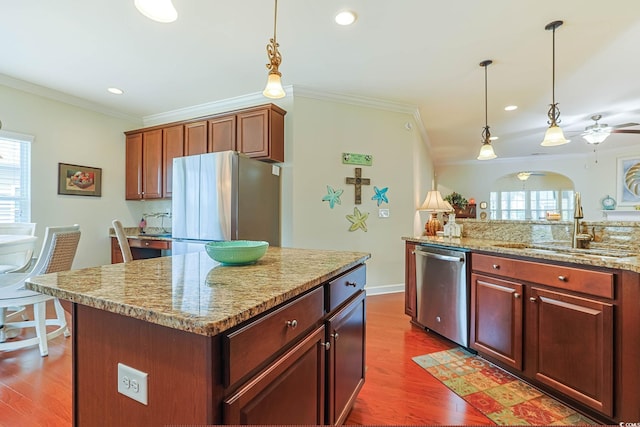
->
[2,0,640,164]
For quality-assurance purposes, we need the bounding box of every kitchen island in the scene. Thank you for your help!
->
[25,247,370,426]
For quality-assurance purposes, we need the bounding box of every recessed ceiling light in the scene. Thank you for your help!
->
[489,136,499,141]
[504,105,518,111]
[108,87,124,95]
[335,10,357,26]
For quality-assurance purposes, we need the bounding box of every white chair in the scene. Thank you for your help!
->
[112,219,133,263]
[0,222,37,273]
[0,224,80,356]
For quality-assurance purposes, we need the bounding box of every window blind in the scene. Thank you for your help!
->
[0,132,32,223]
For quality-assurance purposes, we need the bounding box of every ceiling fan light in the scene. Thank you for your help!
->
[263,72,286,99]
[541,124,569,146]
[583,132,610,145]
[134,0,177,23]
[477,142,497,160]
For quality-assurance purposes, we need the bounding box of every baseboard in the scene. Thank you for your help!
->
[365,284,404,296]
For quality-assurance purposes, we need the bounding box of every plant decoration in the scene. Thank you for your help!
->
[444,192,468,209]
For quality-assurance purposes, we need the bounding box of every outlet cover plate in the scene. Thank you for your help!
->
[117,363,148,405]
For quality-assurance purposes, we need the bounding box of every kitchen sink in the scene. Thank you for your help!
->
[492,242,530,249]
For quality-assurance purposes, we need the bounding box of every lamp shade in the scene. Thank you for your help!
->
[419,190,452,212]
[583,131,610,145]
[541,124,569,146]
[134,0,177,23]
[263,72,285,99]
[477,141,497,160]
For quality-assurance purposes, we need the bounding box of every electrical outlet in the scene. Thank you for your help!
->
[117,363,148,405]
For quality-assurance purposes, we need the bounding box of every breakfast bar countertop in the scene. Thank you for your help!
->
[403,235,640,273]
[24,247,370,336]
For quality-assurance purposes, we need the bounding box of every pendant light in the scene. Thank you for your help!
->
[263,0,286,99]
[134,0,177,23]
[477,60,497,160]
[541,20,569,146]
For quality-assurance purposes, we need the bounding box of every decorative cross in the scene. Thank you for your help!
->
[345,167,370,204]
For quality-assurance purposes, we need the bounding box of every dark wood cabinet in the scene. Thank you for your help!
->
[125,130,162,200]
[237,105,285,162]
[110,237,171,264]
[185,120,208,156]
[326,291,365,425]
[209,115,236,153]
[528,286,613,416]
[162,124,184,198]
[470,273,523,370]
[404,242,417,318]
[224,326,326,425]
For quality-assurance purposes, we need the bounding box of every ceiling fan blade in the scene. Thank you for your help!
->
[611,122,640,129]
[611,129,640,134]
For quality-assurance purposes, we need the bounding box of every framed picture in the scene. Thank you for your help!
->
[617,156,640,206]
[58,163,102,197]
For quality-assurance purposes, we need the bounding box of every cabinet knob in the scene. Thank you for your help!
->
[557,275,567,282]
[492,264,500,269]
[529,297,537,303]
[331,332,339,341]
[286,319,298,329]
[514,293,520,299]
[145,241,150,246]
[319,341,331,350]
[345,281,357,287]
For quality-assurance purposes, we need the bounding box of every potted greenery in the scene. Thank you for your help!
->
[444,192,468,211]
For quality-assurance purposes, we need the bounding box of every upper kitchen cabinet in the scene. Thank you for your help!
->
[237,104,285,162]
[162,124,185,198]
[185,121,208,156]
[125,130,163,200]
[208,115,236,153]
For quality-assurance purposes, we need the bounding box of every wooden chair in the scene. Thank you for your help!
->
[112,220,133,263]
[0,224,80,356]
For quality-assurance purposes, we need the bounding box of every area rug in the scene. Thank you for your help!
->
[412,347,596,425]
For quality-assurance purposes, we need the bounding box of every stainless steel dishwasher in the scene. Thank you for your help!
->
[414,244,470,348]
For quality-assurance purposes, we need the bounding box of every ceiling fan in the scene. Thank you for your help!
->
[579,114,640,145]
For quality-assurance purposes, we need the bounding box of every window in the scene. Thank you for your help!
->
[0,131,32,223]
[490,189,574,220]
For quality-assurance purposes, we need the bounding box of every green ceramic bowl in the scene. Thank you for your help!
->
[205,240,269,265]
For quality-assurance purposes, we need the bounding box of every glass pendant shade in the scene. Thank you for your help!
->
[477,141,497,160]
[263,72,285,99]
[134,0,177,23]
[541,124,569,146]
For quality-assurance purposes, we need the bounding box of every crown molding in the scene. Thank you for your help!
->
[0,74,140,123]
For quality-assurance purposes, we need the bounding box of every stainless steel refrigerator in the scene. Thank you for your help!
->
[171,151,280,254]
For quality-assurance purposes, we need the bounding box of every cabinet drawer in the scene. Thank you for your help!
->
[224,286,324,387]
[326,265,366,312]
[473,253,614,299]
[128,238,171,250]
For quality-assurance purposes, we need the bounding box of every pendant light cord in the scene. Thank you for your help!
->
[551,25,556,105]
[273,0,278,42]
[484,63,488,128]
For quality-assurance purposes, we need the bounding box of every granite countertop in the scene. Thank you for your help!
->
[25,247,370,336]
[403,235,640,273]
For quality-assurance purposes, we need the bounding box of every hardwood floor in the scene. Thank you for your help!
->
[0,293,492,426]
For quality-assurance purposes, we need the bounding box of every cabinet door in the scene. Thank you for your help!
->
[224,326,326,425]
[125,133,143,200]
[326,291,365,426]
[404,242,417,318]
[162,124,184,198]
[141,129,163,199]
[471,274,523,370]
[237,108,270,159]
[184,121,208,155]
[208,115,236,153]
[528,287,613,416]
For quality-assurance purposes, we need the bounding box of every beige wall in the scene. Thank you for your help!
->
[0,84,141,268]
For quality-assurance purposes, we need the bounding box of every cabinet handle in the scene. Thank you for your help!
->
[319,341,331,350]
[411,250,415,255]
[145,242,150,246]
[286,319,298,329]
[514,293,520,299]
[492,264,500,269]
[345,281,357,287]
[529,297,537,303]
[557,275,567,282]
[331,332,339,341]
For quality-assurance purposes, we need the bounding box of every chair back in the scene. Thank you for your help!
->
[30,224,81,275]
[112,220,133,263]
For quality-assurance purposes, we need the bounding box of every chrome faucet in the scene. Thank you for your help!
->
[572,192,584,248]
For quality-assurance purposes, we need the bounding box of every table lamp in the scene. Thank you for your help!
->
[419,190,454,236]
